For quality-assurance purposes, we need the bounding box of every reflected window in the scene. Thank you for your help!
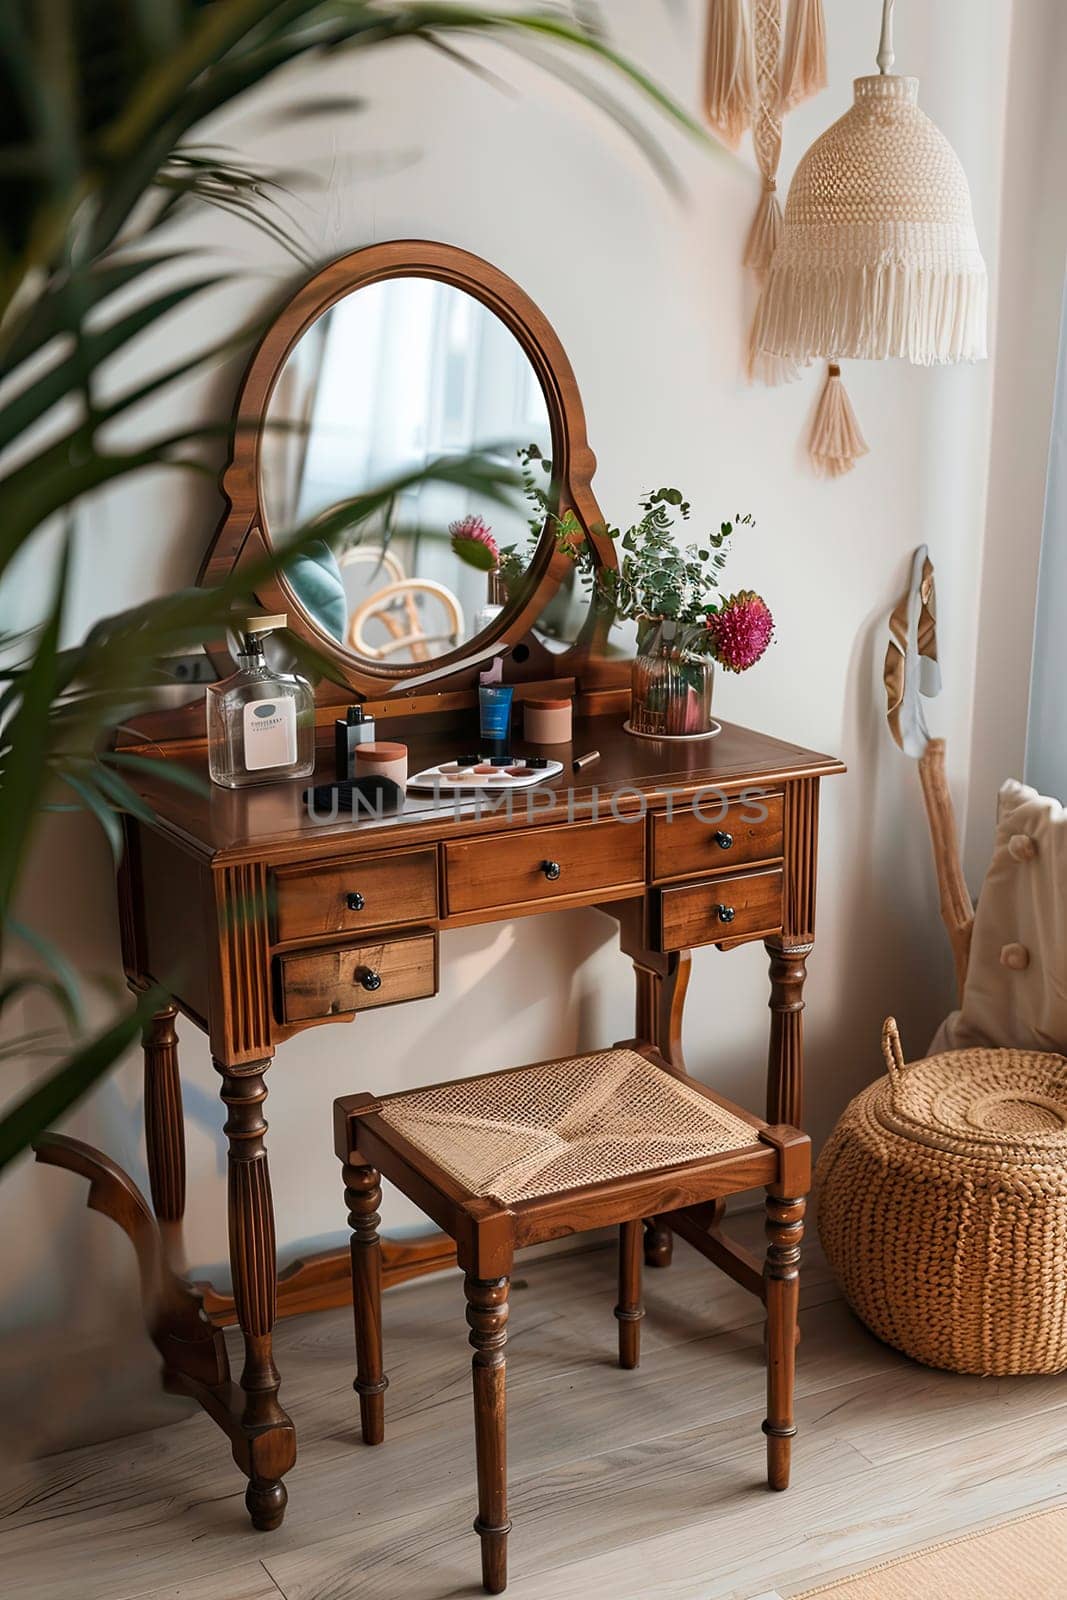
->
[262,277,553,664]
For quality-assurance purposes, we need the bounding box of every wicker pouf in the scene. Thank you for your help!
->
[816,1019,1067,1375]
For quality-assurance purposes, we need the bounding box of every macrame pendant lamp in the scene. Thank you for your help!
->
[752,0,988,474]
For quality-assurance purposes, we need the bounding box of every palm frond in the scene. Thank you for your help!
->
[2,995,161,1173]
[0,0,700,1171]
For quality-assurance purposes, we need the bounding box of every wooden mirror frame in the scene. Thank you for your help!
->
[200,240,619,704]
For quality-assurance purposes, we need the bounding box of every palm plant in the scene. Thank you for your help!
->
[0,1,705,1170]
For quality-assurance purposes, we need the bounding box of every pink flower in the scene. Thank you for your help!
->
[449,514,500,571]
[705,590,774,673]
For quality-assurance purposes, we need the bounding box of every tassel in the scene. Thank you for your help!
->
[743,180,783,279]
[780,0,828,111]
[704,0,756,148]
[809,363,869,478]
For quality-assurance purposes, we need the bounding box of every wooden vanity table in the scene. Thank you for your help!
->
[34,240,843,1533]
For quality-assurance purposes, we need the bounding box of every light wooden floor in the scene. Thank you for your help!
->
[4,1213,1067,1600]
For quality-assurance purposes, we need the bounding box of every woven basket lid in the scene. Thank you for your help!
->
[876,1022,1067,1161]
[752,76,988,366]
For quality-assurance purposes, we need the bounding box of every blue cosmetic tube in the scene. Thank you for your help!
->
[479,683,513,755]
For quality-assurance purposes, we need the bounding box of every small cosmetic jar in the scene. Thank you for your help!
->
[524,697,572,745]
[354,741,408,788]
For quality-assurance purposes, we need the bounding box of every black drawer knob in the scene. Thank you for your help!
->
[346,891,366,912]
[541,860,562,881]
[713,830,734,850]
[715,904,736,925]
[356,967,382,992]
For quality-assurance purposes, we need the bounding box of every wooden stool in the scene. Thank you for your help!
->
[333,1041,810,1594]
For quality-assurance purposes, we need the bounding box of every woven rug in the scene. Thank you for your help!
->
[794,1504,1067,1598]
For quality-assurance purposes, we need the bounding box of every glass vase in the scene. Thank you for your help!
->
[630,618,716,738]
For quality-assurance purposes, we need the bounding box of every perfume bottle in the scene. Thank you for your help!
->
[334,705,376,779]
[206,614,315,789]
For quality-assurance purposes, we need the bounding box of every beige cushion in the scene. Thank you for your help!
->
[933,780,1067,1055]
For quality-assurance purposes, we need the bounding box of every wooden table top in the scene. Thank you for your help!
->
[124,715,845,866]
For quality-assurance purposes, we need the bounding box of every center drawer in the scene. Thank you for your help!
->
[444,818,645,917]
[275,930,438,1024]
[272,848,437,944]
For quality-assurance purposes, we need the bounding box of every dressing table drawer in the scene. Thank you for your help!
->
[652,793,784,881]
[272,849,438,944]
[275,930,438,1024]
[655,867,783,952]
[444,819,645,916]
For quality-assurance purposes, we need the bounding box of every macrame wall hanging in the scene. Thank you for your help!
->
[751,0,989,476]
[704,0,827,383]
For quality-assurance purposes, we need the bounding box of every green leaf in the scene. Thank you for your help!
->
[81,761,158,825]
[104,751,209,798]
[0,276,226,454]
[59,773,124,863]
[0,249,197,372]
[0,535,69,914]
[1,996,161,1174]
[0,973,80,1029]
[6,917,84,1028]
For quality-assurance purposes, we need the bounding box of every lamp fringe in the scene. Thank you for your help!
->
[780,0,828,111]
[748,343,801,387]
[743,181,783,279]
[704,0,756,148]
[753,258,990,366]
[809,364,868,478]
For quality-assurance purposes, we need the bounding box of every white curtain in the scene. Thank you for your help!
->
[1026,274,1067,799]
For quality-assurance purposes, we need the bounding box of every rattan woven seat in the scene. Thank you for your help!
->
[335,1040,810,1594]
[377,1047,758,1204]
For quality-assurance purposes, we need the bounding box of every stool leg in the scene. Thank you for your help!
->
[762,1191,804,1491]
[344,1163,387,1445]
[465,1275,511,1594]
[615,1221,644,1369]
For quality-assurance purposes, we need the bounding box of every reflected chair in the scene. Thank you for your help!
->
[338,545,465,662]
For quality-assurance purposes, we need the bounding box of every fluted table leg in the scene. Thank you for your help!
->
[217,1058,295,1531]
[143,1006,185,1248]
[765,939,813,1128]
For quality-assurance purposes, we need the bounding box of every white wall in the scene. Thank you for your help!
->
[4,0,1053,1442]
[965,0,1067,872]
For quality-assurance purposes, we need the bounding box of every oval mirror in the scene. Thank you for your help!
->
[259,276,554,666]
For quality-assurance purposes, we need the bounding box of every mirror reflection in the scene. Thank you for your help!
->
[261,277,553,663]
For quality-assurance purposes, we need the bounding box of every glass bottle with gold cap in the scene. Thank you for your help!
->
[206,613,315,788]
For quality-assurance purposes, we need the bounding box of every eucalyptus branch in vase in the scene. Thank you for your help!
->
[597,494,774,737]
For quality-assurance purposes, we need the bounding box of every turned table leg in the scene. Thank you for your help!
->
[343,1163,387,1445]
[143,1006,185,1249]
[465,1275,511,1595]
[765,939,813,1128]
[217,1058,295,1531]
[763,1191,804,1491]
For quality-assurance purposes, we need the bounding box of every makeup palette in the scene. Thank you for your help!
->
[407,757,564,792]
